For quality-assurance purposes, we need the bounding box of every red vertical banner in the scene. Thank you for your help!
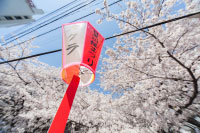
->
[48,75,80,133]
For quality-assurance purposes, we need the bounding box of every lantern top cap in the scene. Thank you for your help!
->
[62,21,89,26]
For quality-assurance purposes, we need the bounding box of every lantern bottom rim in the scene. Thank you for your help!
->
[61,62,95,87]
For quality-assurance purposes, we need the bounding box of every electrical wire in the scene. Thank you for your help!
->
[0,11,199,65]
[2,0,123,49]
[3,0,91,42]
[2,0,98,46]
[3,0,80,41]
[10,0,89,38]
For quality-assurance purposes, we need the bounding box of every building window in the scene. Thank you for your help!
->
[14,16,22,20]
[24,16,29,19]
[4,16,13,20]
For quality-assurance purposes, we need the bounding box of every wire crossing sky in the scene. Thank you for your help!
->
[3,0,80,41]
[2,0,98,46]
[0,11,199,65]
[2,0,123,47]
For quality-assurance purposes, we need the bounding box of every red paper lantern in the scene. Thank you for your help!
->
[61,21,104,86]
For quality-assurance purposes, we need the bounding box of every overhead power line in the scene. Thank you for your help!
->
[5,0,90,41]
[4,0,80,41]
[3,0,123,49]
[0,11,199,65]
[2,0,98,46]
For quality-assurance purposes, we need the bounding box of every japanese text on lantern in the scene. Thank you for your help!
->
[87,30,98,67]
[66,33,79,55]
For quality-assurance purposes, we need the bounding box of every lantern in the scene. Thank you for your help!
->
[49,22,104,133]
[61,21,104,86]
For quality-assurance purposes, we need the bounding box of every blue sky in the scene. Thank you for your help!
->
[0,0,123,93]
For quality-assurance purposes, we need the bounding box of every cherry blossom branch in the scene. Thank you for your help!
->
[109,15,165,48]
[185,107,200,114]
[77,95,90,109]
[131,15,199,111]
[180,92,191,98]
[145,26,197,112]
[0,60,30,85]
[113,77,160,84]
[180,45,200,56]
[157,0,165,17]
[67,119,89,128]
[0,42,30,85]
[125,64,192,82]
[155,88,189,105]
[14,44,26,69]
[167,51,198,109]
[172,30,189,54]
[55,83,65,88]
[115,56,170,61]
[189,55,200,69]
[32,75,44,90]
[107,10,199,115]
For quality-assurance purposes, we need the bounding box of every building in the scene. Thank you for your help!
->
[0,0,44,27]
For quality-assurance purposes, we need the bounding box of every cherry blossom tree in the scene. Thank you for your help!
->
[1,0,200,132]
[0,36,150,132]
[0,38,114,132]
[0,38,66,132]
[97,0,200,132]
